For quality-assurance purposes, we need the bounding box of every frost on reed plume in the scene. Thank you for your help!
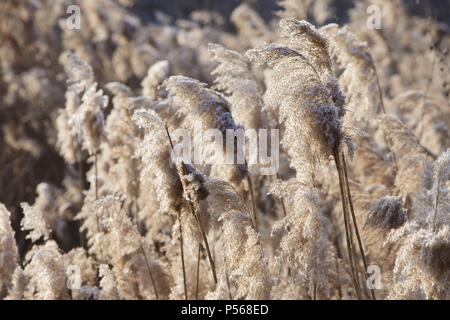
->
[1,0,450,300]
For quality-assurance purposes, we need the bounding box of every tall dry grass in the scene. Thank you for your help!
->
[0,0,449,300]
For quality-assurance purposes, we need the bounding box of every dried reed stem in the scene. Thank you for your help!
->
[93,152,102,232]
[244,170,258,230]
[165,124,217,285]
[333,147,362,299]
[190,201,218,284]
[76,152,87,190]
[195,243,201,300]
[335,254,342,299]
[276,173,288,217]
[177,210,188,300]
[375,73,386,114]
[341,154,376,300]
[432,175,440,231]
[139,244,159,300]
[94,152,98,200]
[224,255,233,300]
[313,281,317,300]
[280,197,288,218]
[418,45,436,139]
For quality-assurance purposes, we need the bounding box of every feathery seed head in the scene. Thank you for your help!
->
[60,51,95,94]
[365,196,407,230]
[0,204,19,296]
[20,202,51,242]
[133,109,182,215]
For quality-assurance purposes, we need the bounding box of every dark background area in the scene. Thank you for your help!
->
[131,0,450,27]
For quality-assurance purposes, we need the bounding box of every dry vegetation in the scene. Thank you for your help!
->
[1,0,450,300]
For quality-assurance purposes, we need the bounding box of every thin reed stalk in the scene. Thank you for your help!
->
[418,44,436,139]
[313,281,317,300]
[93,152,102,232]
[333,147,362,299]
[94,152,98,200]
[374,66,386,114]
[76,151,87,190]
[165,125,218,285]
[190,200,218,284]
[334,254,342,299]
[341,154,376,300]
[195,244,201,300]
[139,244,159,300]
[432,175,440,231]
[224,255,233,300]
[244,170,258,230]
[275,173,288,218]
[177,210,188,300]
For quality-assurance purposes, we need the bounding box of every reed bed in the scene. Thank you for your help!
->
[0,0,449,300]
